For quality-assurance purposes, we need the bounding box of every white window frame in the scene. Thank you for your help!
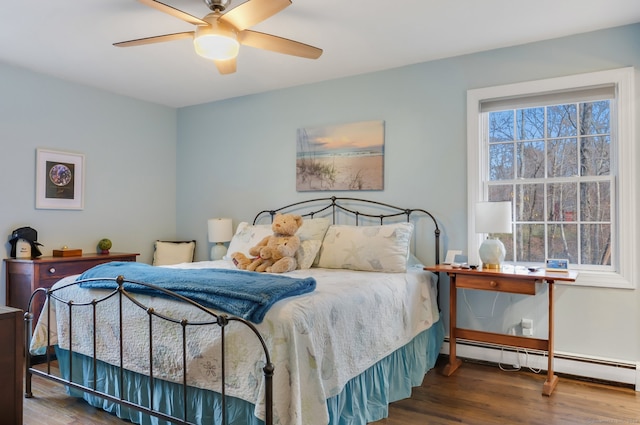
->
[467,67,636,288]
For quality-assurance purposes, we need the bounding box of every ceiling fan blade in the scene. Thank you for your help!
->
[238,30,322,59]
[214,57,237,74]
[114,31,194,47]
[220,0,291,31]
[138,0,207,25]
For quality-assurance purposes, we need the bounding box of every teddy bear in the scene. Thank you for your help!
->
[230,213,303,273]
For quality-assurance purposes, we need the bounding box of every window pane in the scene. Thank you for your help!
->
[516,224,545,262]
[548,223,578,262]
[547,182,577,221]
[516,141,544,178]
[489,111,514,142]
[488,185,513,202]
[515,183,544,221]
[580,181,611,221]
[547,138,578,177]
[580,224,611,265]
[496,233,513,262]
[489,143,514,180]
[580,101,610,135]
[580,135,610,176]
[516,108,544,140]
[547,104,577,137]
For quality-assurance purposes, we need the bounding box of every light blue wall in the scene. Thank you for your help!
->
[176,24,640,363]
[0,24,637,365]
[0,62,179,306]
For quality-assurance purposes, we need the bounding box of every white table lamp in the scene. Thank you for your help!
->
[475,201,512,269]
[208,218,233,261]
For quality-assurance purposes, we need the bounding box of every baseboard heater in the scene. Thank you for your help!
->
[440,338,638,391]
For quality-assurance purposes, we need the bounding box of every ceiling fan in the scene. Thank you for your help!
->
[114,0,323,74]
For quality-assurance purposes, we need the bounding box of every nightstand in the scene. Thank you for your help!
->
[425,264,578,395]
[5,252,139,328]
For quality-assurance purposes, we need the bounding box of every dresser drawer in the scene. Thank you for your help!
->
[456,274,537,295]
[37,256,136,280]
[38,259,103,280]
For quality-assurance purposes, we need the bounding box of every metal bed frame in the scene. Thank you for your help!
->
[253,196,441,265]
[24,275,274,425]
[23,196,441,425]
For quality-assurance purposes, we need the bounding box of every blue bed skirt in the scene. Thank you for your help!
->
[57,318,444,425]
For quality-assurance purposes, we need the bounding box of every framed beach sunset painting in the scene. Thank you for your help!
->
[296,120,384,191]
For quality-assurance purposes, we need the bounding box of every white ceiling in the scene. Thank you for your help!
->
[1,0,638,108]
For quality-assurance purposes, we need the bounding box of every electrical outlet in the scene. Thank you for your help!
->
[521,318,533,336]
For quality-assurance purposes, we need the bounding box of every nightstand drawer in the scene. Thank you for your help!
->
[456,274,537,295]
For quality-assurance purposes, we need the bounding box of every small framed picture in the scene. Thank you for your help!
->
[546,258,569,272]
[444,250,462,265]
[36,148,85,210]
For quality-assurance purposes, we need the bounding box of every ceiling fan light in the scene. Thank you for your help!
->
[194,18,239,61]
[194,34,239,60]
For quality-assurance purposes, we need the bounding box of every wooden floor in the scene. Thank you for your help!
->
[23,357,639,425]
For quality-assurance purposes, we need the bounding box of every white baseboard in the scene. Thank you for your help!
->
[440,339,638,390]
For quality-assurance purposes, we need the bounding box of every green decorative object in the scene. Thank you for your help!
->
[98,238,112,254]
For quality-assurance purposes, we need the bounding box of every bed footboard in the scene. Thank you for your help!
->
[24,274,274,425]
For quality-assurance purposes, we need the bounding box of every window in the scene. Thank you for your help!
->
[467,68,635,288]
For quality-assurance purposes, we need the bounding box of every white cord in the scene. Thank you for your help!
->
[498,346,521,371]
[498,347,545,373]
[463,289,500,319]
[524,349,543,374]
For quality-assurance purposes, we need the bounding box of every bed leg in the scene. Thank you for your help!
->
[25,368,33,398]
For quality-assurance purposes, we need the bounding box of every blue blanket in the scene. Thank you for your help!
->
[77,262,316,323]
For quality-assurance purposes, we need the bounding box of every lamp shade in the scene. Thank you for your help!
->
[208,218,233,243]
[475,201,512,269]
[475,201,513,234]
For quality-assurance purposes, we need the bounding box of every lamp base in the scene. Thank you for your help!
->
[479,237,506,270]
[211,243,228,261]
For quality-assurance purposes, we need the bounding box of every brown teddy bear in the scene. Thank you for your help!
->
[231,213,303,273]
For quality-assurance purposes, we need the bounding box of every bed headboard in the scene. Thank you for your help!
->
[252,196,441,266]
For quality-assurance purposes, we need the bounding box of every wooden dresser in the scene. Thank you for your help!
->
[0,306,24,425]
[4,252,138,327]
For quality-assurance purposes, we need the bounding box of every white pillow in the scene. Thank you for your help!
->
[296,217,331,266]
[296,239,322,270]
[153,241,196,266]
[407,253,424,269]
[297,217,331,241]
[318,222,414,273]
[224,222,272,260]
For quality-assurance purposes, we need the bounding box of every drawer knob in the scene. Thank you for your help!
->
[490,280,498,287]
[49,267,56,274]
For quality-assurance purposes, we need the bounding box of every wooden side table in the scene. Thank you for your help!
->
[5,252,139,327]
[425,264,578,395]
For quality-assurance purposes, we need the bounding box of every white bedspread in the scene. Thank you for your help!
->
[31,260,439,425]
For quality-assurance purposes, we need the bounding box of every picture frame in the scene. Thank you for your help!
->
[36,148,85,210]
[545,258,569,273]
[444,250,463,265]
[296,120,385,192]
